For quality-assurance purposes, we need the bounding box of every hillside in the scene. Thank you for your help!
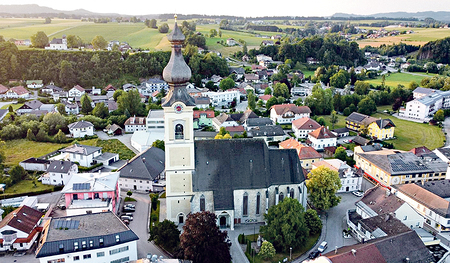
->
[333,11,450,22]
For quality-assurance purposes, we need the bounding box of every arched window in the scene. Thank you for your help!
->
[290,188,294,199]
[256,193,261,215]
[175,124,184,139]
[279,192,284,202]
[243,193,248,216]
[200,195,205,212]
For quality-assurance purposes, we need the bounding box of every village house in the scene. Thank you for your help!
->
[104,124,123,136]
[307,126,337,151]
[270,104,311,124]
[124,116,146,133]
[202,89,240,108]
[60,144,119,168]
[291,117,321,139]
[345,112,378,132]
[297,144,323,170]
[138,78,169,97]
[0,84,9,98]
[26,80,43,89]
[68,85,85,97]
[193,110,214,129]
[45,36,67,50]
[312,159,362,192]
[68,120,94,138]
[41,160,78,186]
[5,86,29,99]
[367,119,396,140]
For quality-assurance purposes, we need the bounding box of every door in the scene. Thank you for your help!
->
[133,185,137,190]
[220,216,227,228]
[346,186,349,192]
[178,215,184,224]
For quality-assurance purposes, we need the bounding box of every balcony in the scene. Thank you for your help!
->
[70,198,111,209]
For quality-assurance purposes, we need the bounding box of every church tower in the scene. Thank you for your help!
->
[162,16,196,224]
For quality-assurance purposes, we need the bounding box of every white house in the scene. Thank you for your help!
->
[312,159,362,193]
[35,212,138,263]
[202,89,240,108]
[68,120,94,138]
[5,86,30,99]
[399,89,450,121]
[45,36,67,50]
[64,102,80,115]
[146,110,165,131]
[291,117,321,138]
[60,144,103,167]
[138,78,169,97]
[26,80,43,89]
[307,126,337,151]
[226,38,238,46]
[212,113,239,131]
[270,104,311,124]
[124,116,146,133]
[69,85,85,97]
[0,205,43,252]
[41,160,78,186]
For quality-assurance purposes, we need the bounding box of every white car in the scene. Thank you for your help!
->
[352,191,364,197]
[318,241,328,253]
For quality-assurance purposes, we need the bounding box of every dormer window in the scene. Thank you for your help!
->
[115,235,120,243]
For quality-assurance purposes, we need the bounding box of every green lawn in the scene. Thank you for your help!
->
[79,138,135,160]
[0,103,23,110]
[372,112,444,151]
[319,114,347,130]
[4,139,70,166]
[365,73,429,88]
[2,180,54,195]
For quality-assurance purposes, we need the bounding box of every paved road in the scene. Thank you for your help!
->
[443,117,450,147]
[96,131,139,154]
[122,192,169,259]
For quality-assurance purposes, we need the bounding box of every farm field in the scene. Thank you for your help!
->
[358,27,450,47]
[365,72,433,87]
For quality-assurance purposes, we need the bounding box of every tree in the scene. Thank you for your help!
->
[30,31,49,48]
[264,87,272,95]
[209,29,218,37]
[66,35,83,48]
[330,110,338,129]
[180,211,231,263]
[92,102,109,119]
[117,89,143,116]
[113,89,125,101]
[304,209,323,235]
[407,81,419,91]
[56,103,66,115]
[354,81,370,95]
[44,17,51,24]
[334,146,347,162]
[260,198,309,253]
[127,190,133,197]
[357,97,377,116]
[81,93,93,115]
[150,19,157,28]
[150,220,181,252]
[43,112,67,135]
[36,128,48,142]
[9,165,27,185]
[158,23,169,33]
[265,96,280,110]
[8,105,13,113]
[273,83,290,99]
[91,35,107,50]
[248,91,256,111]
[434,109,445,122]
[59,60,76,88]
[330,70,348,89]
[306,166,342,210]
[26,128,35,141]
[258,241,276,260]
[219,78,235,91]
[54,129,67,143]
[152,140,165,151]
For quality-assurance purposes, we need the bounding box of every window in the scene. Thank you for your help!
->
[200,195,205,212]
[256,193,261,215]
[97,252,105,257]
[94,193,99,199]
[81,241,86,249]
[89,240,93,248]
[290,188,294,199]
[83,254,91,259]
[279,192,284,202]
[110,257,130,263]
[99,238,104,246]
[74,242,79,251]
[175,124,184,139]
[109,246,129,255]
[73,256,80,261]
[243,193,248,216]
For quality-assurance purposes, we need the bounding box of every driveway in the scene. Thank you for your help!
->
[236,101,248,112]
[95,131,139,154]
[121,192,170,259]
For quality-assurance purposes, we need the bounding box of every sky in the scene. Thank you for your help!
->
[1,0,450,17]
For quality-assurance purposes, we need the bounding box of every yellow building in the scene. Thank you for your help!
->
[345,112,377,132]
[367,119,396,140]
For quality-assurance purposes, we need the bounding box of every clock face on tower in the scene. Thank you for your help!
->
[174,103,184,113]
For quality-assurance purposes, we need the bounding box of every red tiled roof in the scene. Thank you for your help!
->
[225,126,245,132]
[279,138,301,149]
[73,85,84,92]
[10,86,29,95]
[124,116,146,126]
[0,84,8,94]
[104,84,116,91]
[258,95,273,101]
[308,126,337,139]
[271,104,311,115]
[292,117,321,130]
[409,146,432,156]
[326,243,386,263]
[0,205,43,234]
[298,145,322,160]
[359,185,404,214]
[193,110,215,119]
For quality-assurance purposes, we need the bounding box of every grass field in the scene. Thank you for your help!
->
[3,139,70,166]
[358,27,450,47]
[0,103,23,110]
[365,72,432,88]
[320,114,347,130]
[2,180,54,195]
[372,112,444,151]
[79,138,135,160]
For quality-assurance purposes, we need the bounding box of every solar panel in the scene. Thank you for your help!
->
[54,219,80,229]
[73,183,90,190]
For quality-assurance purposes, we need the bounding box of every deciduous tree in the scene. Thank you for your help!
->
[149,219,181,252]
[306,166,342,210]
[92,102,109,119]
[258,241,276,260]
[91,35,107,50]
[180,211,231,263]
[219,77,235,91]
[304,209,323,235]
[30,31,49,48]
[43,112,67,135]
[158,23,169,33]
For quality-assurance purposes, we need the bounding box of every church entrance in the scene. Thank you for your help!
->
[178,214,184,224]
[220,216,226,228]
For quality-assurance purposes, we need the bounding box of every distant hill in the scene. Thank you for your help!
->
[332,11,450,22]
[0,4,122,17]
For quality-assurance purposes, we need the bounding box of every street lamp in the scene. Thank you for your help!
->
[290,247,292,260]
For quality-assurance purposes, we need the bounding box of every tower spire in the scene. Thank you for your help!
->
[161,16,195,107]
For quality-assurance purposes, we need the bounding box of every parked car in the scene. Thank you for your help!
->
[123,207,135,212]
[318,241,328,253]
[125,203,136,208]
[121,215,133,221]
[125,212,134,216]
[352,191,364,197]
[308,250,320,259]
[122,219,130,225]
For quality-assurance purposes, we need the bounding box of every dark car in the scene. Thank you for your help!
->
[123,207,135,212]
[308,250,320,259]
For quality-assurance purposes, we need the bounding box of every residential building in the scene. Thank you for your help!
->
[0,84,9,98]
[279,138,301,150]
[297,144,323,170]
[104,124,123,136]
[146,110,165,132]
[345,112,377,132]
[41,160,78,186]
[399,90,450,121]
[0,205,43,252]
[118,147,165,192]
[35,212,138,263]
[354,149,448,187]
[20,158,50,172]
[413,87,439,99]
[103,84,116,92]
[68,120,94,138]
[124,116,146,133]
[138,78,169,96]
[68,85,85,97]
[26,80,43,89]
[247,125,286,144]
[244,117,273,131]
[16,99,43,115]
[332,127,350,138]
[202,89,240,107]
[307,126,337,151]
[5,86,29,99]
[367,119,396,140]
[194,96,211,109]
[193,110,214,129]
[226,38,237,46]
[393,180,450,233]
[312,159,362,192]
[45,36,67,50]
[212,113,239,131]
[270,104,311,124]
[161,21,307,229]
[64,102,80,115]
[61,171,120,216]
[60,144,118,168]
[291,117,321,138]
[42,83,63,94]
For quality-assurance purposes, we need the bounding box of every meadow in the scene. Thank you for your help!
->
[365,72,433,88]
[357,27,450,47]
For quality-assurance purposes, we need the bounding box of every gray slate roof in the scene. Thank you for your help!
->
[61,144,101,156]
[245,117,273,127]
[47,161,74,173]
[248,125,285,137]
[419,179,450,199]
[192,139,305,210]
[68,120,94,129]
[36,212,138,258]
[118,147,165,180]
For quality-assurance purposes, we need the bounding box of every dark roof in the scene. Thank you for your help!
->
[435,147,450,159]
[374,119,395,129]
[357,186,404,216]
[47,160,75,173]
[230,109,258,123]
[325,231,434,263]
[332,127,349,134]
[417,179,450,199]
[61,144,101,156]
[358,213,411,237]
[21,100,43,110]
[245,117,273,127]
[352,135,370,146]
[358,151,433,175]
[192,139,305,210]
[359,144,382,152]
[248,125,285,137]
[36,212,138,258]
[45,84,63,92]
[68,120,94,129]
[0,205,43,234]
[195,96,210,105]
[271,104,311,115]
[20,157,50,164]
[409,146,432,156]
[118,147,165,180]
[345,112,377,125]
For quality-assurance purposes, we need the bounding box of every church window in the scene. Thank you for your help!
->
[290,188,294,199]
[279,192,284,202]
[200,195,205,211]
[175,124,184,139]
[256,193,261,215]
[243,193,248,216]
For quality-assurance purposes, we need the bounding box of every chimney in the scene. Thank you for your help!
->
[142,157,146,162]
[13,212,17,217]
[385,189,390,197]
[351,249,356,256]
[404,258,410,263]
[421,179,425,186]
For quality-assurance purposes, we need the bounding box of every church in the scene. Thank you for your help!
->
[161,17,307,230]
